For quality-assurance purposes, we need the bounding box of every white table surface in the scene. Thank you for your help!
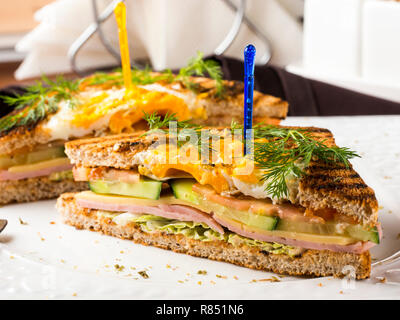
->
[1,115,400,300]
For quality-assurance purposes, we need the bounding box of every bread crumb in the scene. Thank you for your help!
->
[210,280,216,285]
[233,276,239,280]
[114,264,125,272]
[138,270,149,279]
[339,290,344,294]
[50,221,56,225]
[251,277,280,283]
[10,255,14,259]
[317,283,323,287]
[379,277,386,283]
[120,250,124,254]
[197,281,202,285]
[19,217,28,225]
[166,264,171,269]
[130,266,136,270]
[178,280,184,284]
[37,233,45,241]
[60,259,65,263]
[216,274,227,279]
[197,270,207,275]
[72,293,77,297]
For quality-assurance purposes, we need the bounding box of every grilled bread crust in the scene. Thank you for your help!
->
[0,77,288,156]
[167,77,288,121]
[0,126,51,156]
[297,128,378,226]
[64,127,378,226]
[57,193,371,279]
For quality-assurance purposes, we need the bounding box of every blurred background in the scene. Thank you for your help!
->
[0,0,399,103]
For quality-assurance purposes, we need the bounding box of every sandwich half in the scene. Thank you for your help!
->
[56,117,379,279]
[0,56,288,204]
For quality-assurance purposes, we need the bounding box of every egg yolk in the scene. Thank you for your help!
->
[70,86,190,133]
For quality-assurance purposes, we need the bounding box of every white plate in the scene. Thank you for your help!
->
[1,116,400,299]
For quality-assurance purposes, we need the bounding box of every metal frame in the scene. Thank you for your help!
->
[68,0,272,75]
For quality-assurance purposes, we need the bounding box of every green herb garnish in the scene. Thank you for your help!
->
[0,75,80,134]
[143,114,360,200]
[143,111,200,131]
[250,124,360,199]
[142,111,219,157]
[176,51,224,98]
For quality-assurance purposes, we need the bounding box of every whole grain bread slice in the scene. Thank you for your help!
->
[64,127,379,226]
[56,193,371,279]
[0,176,87,205]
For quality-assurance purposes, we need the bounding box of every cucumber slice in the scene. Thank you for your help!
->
[170,179,200,205]
[0,146,65,169]
[89,178,162,200]
[276,219,380,244]
[224,211,279,231]
[346,225,380,244]
[170,178,278,231]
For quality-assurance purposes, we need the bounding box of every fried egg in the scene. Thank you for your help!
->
[42,85,193,141]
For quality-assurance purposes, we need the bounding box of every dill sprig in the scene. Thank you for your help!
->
[0,75,80,134]
[143,111,200,131]
[88,51,225,97]
[143,115,360,199]
[250,124,360,199]
[177,51,224,98]
[142,111,220,159]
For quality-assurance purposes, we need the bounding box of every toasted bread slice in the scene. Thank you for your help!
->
[64,127,378,226]
[57,193,371,279]
[0,176,87,205]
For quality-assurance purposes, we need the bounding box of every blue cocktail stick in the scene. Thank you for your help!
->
[243,44,256,155]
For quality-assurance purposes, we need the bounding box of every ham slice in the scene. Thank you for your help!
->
[73,166,140,183]
[76,197,224,234]
[213,215,376,254]
[0,163,73,181]
[193,183,324,223]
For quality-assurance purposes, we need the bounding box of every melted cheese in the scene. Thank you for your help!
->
[132,138,298,201]
[7,157,70,173]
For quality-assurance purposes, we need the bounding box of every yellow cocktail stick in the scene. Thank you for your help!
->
[114,1,133,93]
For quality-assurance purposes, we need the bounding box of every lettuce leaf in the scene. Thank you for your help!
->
[49,170,73,181]
[132,214,226,242]
[108,213,300,257]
